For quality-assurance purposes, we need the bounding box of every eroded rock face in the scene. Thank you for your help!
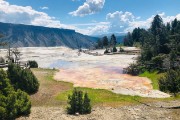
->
[0,22,96,48]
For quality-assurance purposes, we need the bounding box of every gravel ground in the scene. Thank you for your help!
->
[17,101,180,120]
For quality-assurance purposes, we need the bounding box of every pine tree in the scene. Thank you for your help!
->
[83,93,91,114]
[7,63,39,94]
[0,69,31,119]
[102,36,109,48]
[77,90,83,114]
[112,47,117,52]
[126,32,133,46]
[171,18,178,34]
[67,89,91,115]
[150,15,169,54]
[110,34,117,47]
[97,39,103,49]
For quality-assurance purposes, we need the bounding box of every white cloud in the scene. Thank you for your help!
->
[1,0,180,36]
[106,11,180,33]
[128,13,180,32]
[106,11,136,33]
[70,22,110,35]
[0,0,108,35]
[40,6,49,10]
[87,24,109,35]
[69,0,105,17]
[0,0,79,31]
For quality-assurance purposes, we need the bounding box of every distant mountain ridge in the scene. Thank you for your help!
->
[0,22,98,48]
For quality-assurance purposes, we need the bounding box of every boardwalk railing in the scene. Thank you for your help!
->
[0,63,8,68]
[0,61,29,68]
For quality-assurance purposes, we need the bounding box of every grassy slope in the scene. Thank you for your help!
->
[139,71,164,90]
[31,68,179,107]
[56,87,142,107]
[139,71,180,98]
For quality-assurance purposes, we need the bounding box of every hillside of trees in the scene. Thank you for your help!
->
[124,15,180,95]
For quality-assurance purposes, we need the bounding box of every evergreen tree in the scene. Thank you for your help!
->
[82,93,91,114]
[126,32,133,46]
[112,47,117,52]
[102,36,109,48]
[166,22,171,32]
[171,18,178,34]
[150,15,169,54]
[0,69,31,120]
[151,15,164,35]
[7,63,39,94]
[110,34,117,47]
[67,89,91,115]
[132,27,143,43]
[169,50,177,69]
[77,90,83,114]
[97,39,103,49]
[123,36,128,46]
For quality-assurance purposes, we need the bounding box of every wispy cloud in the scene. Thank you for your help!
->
[70,22,109,26]
[40,6,49,10]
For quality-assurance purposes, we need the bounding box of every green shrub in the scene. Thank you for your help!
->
[7,63,21,89]
[125,63,140,76]
[7,63,39,94]
[0,69,14,96]
[159,69,180,96]
[119,47,124,52]
[104,49,109,54]
[112,47,117,52]
[0,69,31,120]
[0,90,31,120]
[28,60,38,68]
[20,69,39,94]
[67,89,91,115]
[15,89,31,116]
[151,55,164,70]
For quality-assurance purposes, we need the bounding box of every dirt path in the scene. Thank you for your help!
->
[17,101,180,120]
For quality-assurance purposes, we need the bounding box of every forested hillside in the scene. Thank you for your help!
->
[124,15,180,95]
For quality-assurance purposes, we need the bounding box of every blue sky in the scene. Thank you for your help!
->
[0,0,180,35]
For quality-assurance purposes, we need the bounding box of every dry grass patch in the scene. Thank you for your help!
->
[30,68,73,106]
